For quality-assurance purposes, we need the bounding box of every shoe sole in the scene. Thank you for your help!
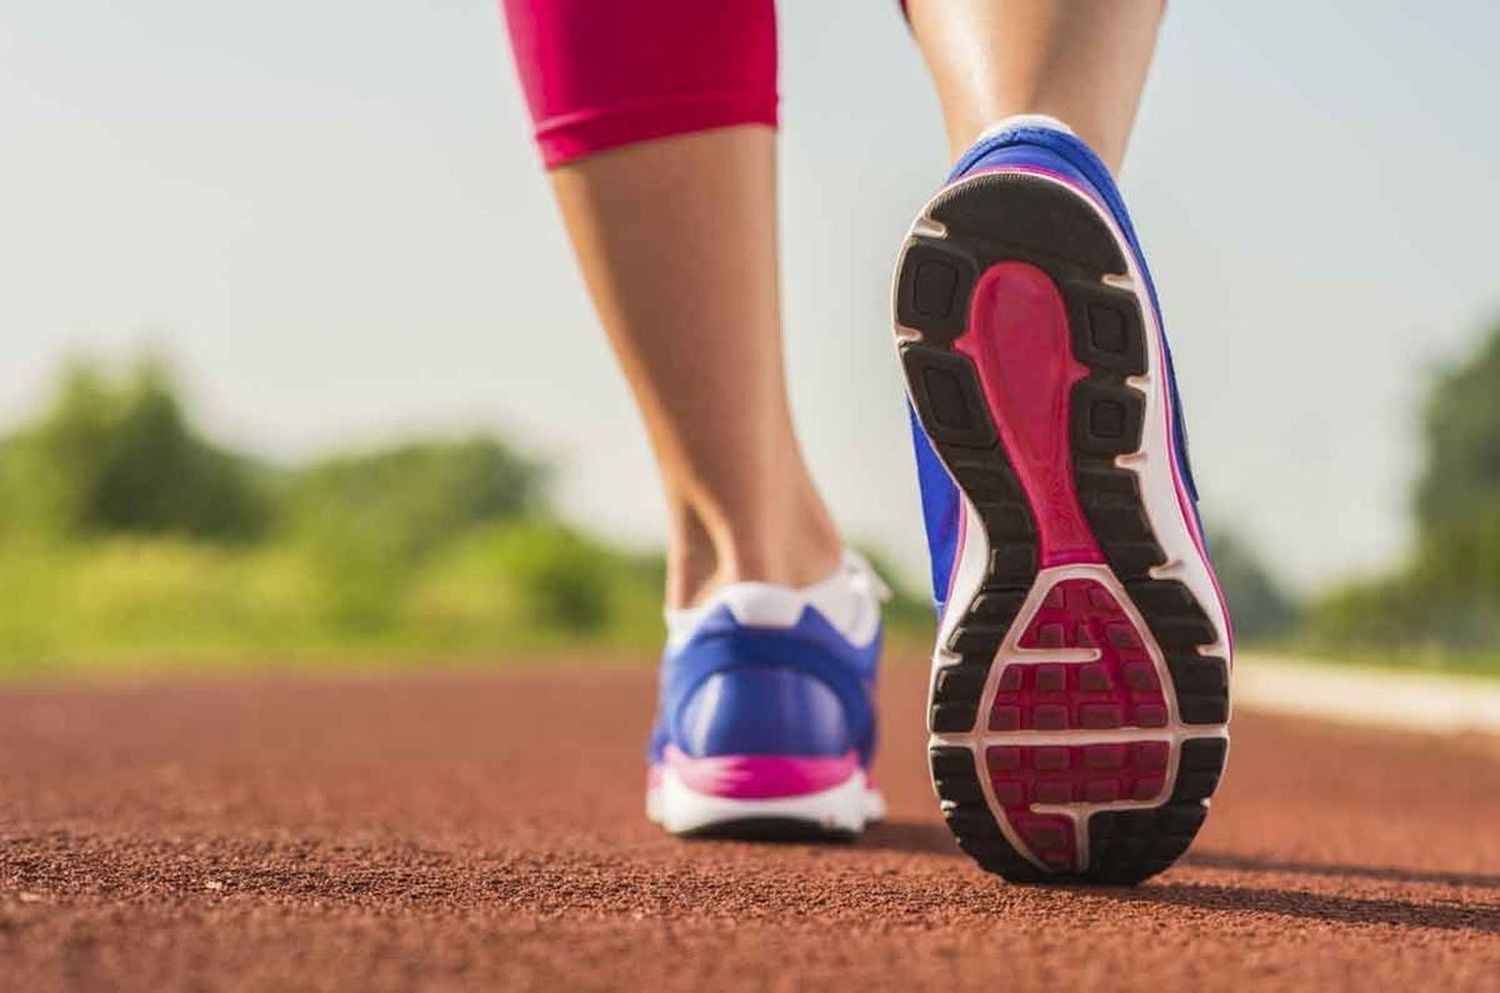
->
[647,768,885,841]
[894,168,1233,885]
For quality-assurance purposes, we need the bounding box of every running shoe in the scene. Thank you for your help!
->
[893,115,1233,883]
[646,551,888,839]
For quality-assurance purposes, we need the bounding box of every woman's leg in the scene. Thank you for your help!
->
[501,1,840,608]
[905,0,1166,171]
[550,131,839,607]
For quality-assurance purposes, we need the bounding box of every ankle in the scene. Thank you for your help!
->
[714,521,843,592]
[667,501,842,609]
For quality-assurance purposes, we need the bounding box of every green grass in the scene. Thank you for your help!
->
[0,524,664,680]
[0,529,940,682]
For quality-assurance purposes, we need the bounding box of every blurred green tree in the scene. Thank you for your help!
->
[1407,318,1500,605]
[1415,318,1500,534]
[1308,314,1500,655]
[0,356,268,541]
[1203,525,1298,641]
[283,437,544,564]
[280,437,545,631]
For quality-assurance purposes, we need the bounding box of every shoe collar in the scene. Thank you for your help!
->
[665,550,888,652]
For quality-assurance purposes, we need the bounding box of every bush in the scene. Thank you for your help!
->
[282,438,544,565]
[276,437,548,633]
[0,357,269,542]
[0,352,660,673]
[405,521,663,651]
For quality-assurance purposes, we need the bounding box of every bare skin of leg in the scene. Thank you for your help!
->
[549,125,841,609]
[906,0,1166,172]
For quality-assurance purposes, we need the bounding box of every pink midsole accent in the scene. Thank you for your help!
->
[955,261,1105,568]
[659,746,859,800]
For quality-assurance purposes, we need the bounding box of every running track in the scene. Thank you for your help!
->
[2,662,1497,991]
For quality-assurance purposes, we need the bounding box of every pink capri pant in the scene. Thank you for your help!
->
[501,0,790,168]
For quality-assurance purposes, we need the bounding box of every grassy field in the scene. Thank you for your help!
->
[5,351,1500,683]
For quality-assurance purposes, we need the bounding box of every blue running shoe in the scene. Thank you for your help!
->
[645,551,888,839]
[893,116,1233,883]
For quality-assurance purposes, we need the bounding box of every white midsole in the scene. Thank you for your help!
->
[646,768,886,836]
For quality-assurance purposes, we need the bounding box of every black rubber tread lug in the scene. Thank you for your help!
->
[1074,464,1167,580]
[977,503,1035,542]
[1152,617,1220,651]
[1074,464,1139,497]
[1172,772,1220,802]
[1165,654,1229,695]
[1127,579,1202,615]
[1071,380,1146,456]
[934,777,986,805]
[1086,803,1210,884]
[895,238,980,344]
[1178,694,1231,725]
[928,746,1043,882]
[933,663,988,702]
[926,172,1126,275]
[988,545,1038,586]
[901,346,998,449]
[1178,736,1229,772]
[930,703,978,734]
[928,745,975,780]
[1063,279,1148,376]
[946,458,1024,504]
[1103,542,1168,577]
[945,624,1007,657]
[1124,579,1219,652]
[969,588,1028,624]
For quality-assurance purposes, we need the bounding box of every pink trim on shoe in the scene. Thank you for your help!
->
[660,745,859,799]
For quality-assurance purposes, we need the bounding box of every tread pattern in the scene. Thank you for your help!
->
[902,342,1039,739]
[897,172,1229,886]
[1087,737,1226,882]
[929,745,1045,881]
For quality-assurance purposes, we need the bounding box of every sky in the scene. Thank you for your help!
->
[2,0,1498,594]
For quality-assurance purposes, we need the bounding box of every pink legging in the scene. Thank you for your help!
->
[501,0,781,168]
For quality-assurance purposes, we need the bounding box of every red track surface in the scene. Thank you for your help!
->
[2,662,1498,992]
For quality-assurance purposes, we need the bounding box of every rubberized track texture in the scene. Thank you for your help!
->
[1,666,1497,993]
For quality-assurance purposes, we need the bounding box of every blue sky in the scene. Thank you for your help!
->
[2,0,1498,592]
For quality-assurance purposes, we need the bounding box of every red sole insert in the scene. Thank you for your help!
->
[954,262,1102,568]
[989,579,1169,734]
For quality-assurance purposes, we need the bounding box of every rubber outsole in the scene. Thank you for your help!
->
[895,170,1231,885]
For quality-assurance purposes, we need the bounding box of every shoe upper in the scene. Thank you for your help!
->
[648,553,885,769]
[907,117,1202,612]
